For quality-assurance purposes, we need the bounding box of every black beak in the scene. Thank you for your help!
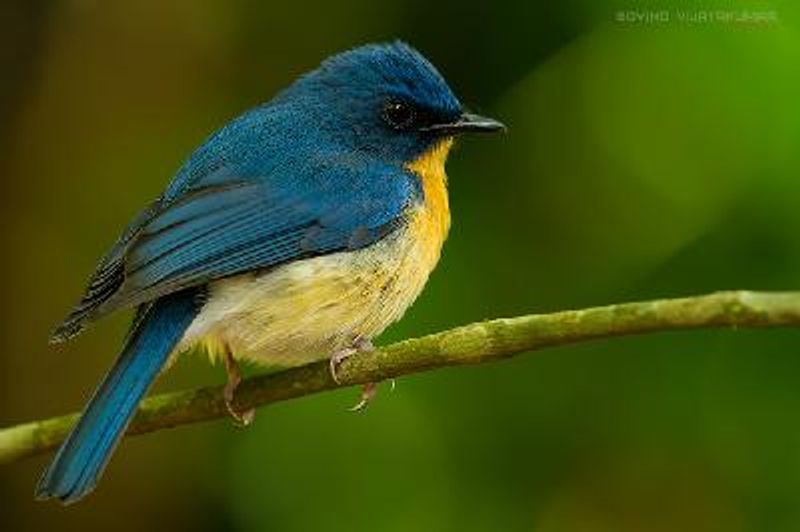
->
[421,112,506,135]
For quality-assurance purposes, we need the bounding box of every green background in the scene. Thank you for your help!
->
[2,1,800,530]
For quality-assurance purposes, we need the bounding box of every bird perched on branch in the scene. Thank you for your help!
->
[36,41,504,503]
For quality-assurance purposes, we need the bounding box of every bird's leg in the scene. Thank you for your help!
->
[329,337,391,412]
[223,348,255,427]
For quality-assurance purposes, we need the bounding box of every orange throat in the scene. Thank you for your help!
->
[405,137,453,247]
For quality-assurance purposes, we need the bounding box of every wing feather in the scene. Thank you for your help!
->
[51,158,415,342]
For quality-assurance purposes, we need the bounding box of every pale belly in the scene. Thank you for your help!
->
[177,215,442,367]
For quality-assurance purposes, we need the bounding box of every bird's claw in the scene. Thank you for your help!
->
[224,387,255,427]
[329,347,357,384]
[348,379,397,411]
[329,337,374,384]
[348,382,377,412]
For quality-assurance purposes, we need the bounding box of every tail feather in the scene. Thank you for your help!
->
[36,290,198,504]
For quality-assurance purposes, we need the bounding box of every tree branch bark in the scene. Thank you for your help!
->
[2,290,799,465]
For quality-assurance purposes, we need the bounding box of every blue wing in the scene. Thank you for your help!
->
[52,146,416,341]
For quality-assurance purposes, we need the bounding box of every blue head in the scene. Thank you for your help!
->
[277,41,504,166]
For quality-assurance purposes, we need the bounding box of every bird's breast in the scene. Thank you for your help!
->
[179,139,454,367]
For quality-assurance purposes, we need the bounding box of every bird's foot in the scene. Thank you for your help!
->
[223,349,255,427]
[329,338,390,411]
[329,337,374,384]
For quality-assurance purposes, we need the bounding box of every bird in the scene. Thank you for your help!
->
[35,41,505,504]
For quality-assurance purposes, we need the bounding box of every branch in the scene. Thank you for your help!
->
[2,290,799,465]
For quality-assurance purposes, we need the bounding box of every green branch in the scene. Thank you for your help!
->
[2,290,799,465]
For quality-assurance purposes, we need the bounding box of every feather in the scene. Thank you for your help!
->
[36,290,198,503]
[52,153,416,340]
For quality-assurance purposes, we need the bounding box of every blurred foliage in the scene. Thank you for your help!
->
[1,0,799,531]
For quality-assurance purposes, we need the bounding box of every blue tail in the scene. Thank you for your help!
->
[36,290,198,504]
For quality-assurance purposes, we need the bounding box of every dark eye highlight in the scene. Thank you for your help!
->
[382,100,416,130]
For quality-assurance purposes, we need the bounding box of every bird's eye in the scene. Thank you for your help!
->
[382,100,416,130]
